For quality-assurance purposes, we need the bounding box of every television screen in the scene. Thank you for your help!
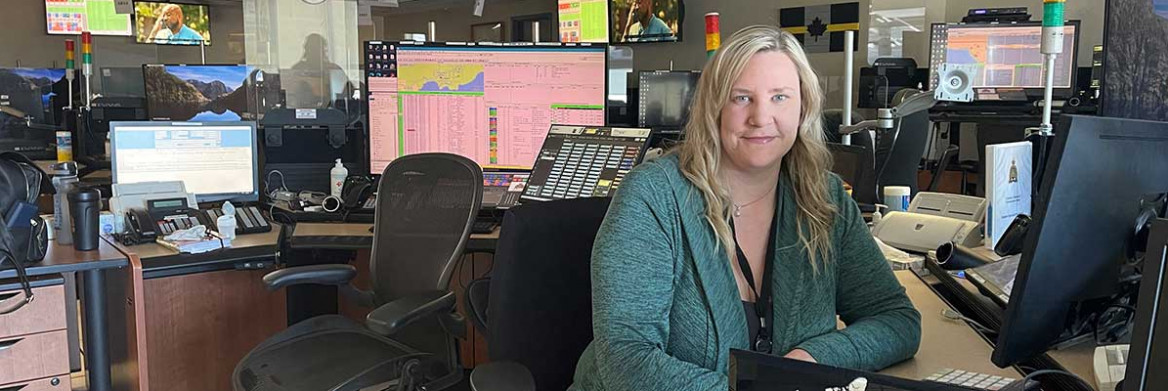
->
[559,0,609,43]
[144,65,254,121]
[46,0,133,36]
[134,2,211,45]
[364,42,608,173]
[610,0,682,43]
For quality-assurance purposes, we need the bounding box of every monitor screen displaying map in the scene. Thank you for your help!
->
[364,42,607,173]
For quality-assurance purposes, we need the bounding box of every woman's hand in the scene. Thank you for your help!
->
[784,349,817,363]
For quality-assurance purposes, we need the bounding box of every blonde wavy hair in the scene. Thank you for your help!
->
[678,25,837,271]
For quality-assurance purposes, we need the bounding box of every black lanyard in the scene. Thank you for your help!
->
[728,206,778,354]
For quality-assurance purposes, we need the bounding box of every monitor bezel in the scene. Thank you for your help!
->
[109,120,260,204]
[362,40,610,175]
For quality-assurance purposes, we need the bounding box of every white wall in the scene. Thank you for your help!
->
[375,0,557,42]
[941,0,1105,67]
[0,1,245,69]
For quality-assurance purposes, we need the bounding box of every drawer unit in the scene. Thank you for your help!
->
[0,285,66,338]
[0,374,71,391]
[0,327,69,385]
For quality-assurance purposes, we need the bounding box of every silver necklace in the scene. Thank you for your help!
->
[732,187,774,217]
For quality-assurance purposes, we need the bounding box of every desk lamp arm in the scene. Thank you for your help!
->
[839,92,938,136]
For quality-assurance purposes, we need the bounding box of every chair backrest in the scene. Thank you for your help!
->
[827,142,879,205]
[487,197,611,391]
[876,89,931,197]
[370,153,483,305]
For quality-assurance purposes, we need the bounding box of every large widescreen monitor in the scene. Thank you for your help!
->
[144,64,260,122]
[929,21,1079,99]
[111,121,259,203]
[364,41,607,174]
[610,0,683,43]
[45,0,133,36]
[559,0,609,43]
[134,1,212,45]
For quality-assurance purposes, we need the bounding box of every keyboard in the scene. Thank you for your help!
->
[471,220,497,234]
[924,369,1035,391]
[1094,344,1128,391]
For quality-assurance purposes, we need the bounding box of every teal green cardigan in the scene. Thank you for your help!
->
[569,154,921,390]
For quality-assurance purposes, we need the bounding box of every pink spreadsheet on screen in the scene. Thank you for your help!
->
[368,46,605,174]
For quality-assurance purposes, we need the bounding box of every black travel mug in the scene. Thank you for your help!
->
[69,189,102,251]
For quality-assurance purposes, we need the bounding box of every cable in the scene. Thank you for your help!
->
[1002,369,1094,391]
[941,308,996,336]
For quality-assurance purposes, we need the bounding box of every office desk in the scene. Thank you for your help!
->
[115,228,286,391]
[0,239,132,391]
[882,271,1022,380]
[128,228,281,279]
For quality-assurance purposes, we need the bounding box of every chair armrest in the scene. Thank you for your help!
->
[366,290,456,336]
[262,264,357,291]
[469,362,535,391]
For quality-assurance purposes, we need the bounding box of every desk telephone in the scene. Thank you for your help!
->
[122,197,271,245]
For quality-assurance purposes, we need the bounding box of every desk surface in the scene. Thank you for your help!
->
[881,271,1022,380]
[124,226,282,278]
[0,238,128,280]
[291,222,500,252]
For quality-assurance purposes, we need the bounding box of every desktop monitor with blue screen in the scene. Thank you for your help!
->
[110,121,259,203]
[143,64,255,122]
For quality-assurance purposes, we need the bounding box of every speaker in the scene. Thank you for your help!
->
[934,64,976,102]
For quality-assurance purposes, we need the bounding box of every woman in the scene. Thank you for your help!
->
[569,26,921,390]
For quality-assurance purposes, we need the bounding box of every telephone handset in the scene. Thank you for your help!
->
[341,176,375,210]
[123,208,158,245]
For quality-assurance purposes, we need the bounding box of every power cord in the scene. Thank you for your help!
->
[1001,369,1094,391]
[941,308,996,336]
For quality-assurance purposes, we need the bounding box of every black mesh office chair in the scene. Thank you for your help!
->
[824,109,878,208]
[874,89,932,197]
[233,153,483,391]
[464,197,611,391]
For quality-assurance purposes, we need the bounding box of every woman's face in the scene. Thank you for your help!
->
[718,51,802,174]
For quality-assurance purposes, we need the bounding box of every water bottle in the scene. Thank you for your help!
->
[69,188,101,251]
[50,161,79,245]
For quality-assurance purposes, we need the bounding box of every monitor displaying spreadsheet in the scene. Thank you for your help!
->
[110,121,259,203]
[364,41,608,174]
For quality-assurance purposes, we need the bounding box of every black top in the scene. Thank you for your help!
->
[743,300,761,344]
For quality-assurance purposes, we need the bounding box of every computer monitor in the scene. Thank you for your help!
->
[992,115,1168,367]
[1,67,76,159]
[99,67,146,98]
[481,171,530,209]
[1123,218,1168,391]
[143,64,259,122]
[928,21,1080,100]
[110,121,260,203]
[637,70,700,129]
[521,125,652,202]
[364,41,608,174]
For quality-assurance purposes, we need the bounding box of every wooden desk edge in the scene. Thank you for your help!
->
[102,236,150,391]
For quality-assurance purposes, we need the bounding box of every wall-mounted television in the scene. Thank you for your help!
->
[559,0,609,43]
[610,0,683,43]
[45,0,133,36]
[134,1,211,45]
